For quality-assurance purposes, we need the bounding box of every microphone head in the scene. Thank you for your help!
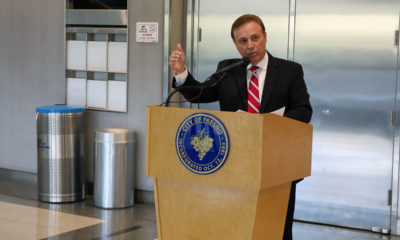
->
[242,57,250,65]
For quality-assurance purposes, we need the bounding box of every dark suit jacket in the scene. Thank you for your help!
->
[173,52,312,123]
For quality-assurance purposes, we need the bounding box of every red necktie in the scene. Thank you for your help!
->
[248,66,260,113]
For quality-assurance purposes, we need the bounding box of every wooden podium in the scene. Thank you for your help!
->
[146,106,312,240]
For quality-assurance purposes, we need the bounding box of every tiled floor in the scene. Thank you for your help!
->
[0,201,102,239]
[294,222,400,240]
[0,193,157,240]
[2,193,400,240]
[1,169,400,240]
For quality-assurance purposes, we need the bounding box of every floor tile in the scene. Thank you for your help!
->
[0,201,103,239]
[0,218,59,239]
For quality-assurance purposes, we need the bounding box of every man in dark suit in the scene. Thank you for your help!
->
[169,14,312,240]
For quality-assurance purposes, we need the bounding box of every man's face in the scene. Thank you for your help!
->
[233,21,267,65]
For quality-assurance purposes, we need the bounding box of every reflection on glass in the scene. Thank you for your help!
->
[195,1,289,110]
[294,0,398,230]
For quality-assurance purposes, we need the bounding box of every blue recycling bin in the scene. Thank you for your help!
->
[36,104,85,202]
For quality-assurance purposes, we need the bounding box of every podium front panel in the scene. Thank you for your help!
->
[147,106,263,190]
[146,106,312,190]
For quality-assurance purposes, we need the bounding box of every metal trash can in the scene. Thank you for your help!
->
[36,104,85,203]
[94,128,135,208]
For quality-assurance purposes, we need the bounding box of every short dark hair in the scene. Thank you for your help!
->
[231,14,266,40]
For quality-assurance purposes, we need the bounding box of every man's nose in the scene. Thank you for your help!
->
[247,40,255,49]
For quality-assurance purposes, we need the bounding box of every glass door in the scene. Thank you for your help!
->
[294,0,399,232]
[191,0,290,110]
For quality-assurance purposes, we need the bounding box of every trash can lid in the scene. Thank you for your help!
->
[36,104,85,113]
[95,128,135,143]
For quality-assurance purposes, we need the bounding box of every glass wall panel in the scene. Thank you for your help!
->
[294,0,399,231]
[194,0,289,110]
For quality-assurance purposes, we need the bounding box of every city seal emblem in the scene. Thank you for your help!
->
[176,112,230,175]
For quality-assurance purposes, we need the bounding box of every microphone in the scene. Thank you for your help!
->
[212,57,250,77]
[203,56,250,87]
[164,57,250,107]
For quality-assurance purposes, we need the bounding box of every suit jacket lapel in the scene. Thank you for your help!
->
[232,65,248,111]
[259,52,279,113]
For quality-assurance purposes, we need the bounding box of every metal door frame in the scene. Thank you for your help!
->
[392,13,400,234]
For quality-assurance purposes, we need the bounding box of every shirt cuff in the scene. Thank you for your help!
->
[174,68,188,86]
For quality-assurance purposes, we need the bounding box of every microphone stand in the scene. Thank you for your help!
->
[164,56,249,107]
[164,72,227,107]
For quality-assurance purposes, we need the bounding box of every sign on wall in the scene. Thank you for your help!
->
[136,22,158,43]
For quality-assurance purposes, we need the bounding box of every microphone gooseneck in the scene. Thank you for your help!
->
[202,57,250,87]
[164,57,250,107]
[211,57,250,77]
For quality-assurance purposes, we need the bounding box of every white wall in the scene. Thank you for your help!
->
[0,0,165,192]
[0,0,65,172]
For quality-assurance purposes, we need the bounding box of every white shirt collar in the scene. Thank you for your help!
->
[246,52,269,71]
